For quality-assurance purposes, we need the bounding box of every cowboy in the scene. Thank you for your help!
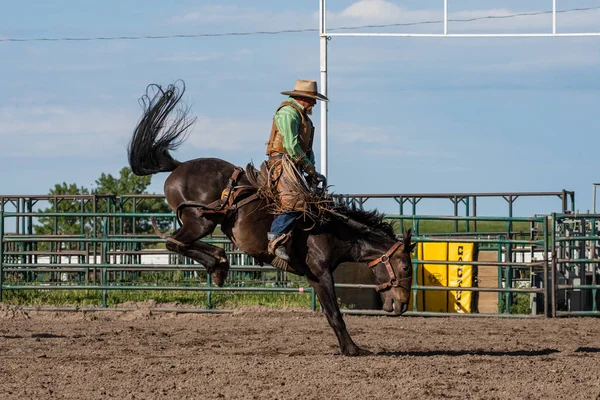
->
[266,79,329,261]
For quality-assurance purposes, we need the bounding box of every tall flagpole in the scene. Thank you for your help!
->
[319,0,328,178]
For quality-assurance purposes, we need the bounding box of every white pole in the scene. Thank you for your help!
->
[552,0,557,34]
[325,32,600,38]
[444,0,448,35]
[320,0,328,177]
[593,184,598,214]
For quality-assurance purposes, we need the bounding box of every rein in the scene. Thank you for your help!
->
[367,242,411,292]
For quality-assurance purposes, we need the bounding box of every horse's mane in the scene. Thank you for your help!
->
[330,202,396,240]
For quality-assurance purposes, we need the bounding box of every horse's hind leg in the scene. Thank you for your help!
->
[189,240,228,263]
[187,240,229,285]
[165,210,229,286]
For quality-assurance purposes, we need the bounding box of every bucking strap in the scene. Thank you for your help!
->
[220,167,244,207]
[174,167,260,225]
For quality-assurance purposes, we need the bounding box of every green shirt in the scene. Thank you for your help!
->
[274,97,315,167]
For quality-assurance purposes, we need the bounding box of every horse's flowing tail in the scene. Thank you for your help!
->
[127,80,196,176]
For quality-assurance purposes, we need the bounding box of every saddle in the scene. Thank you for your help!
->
[175,163,269,222]
[175,167,259,222]
[245,162,269,193]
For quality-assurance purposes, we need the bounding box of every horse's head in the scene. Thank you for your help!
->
[368,229,415,315]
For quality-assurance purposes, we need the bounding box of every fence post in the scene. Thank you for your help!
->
[497,238,504,313]
[550,213,557,317]
[206,272,213,309]
[0,210,4,302]
[101,217,108,308]
[543,216,550,317]
[592,216,598,313]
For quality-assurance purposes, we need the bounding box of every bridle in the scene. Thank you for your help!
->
[367,242,412,292]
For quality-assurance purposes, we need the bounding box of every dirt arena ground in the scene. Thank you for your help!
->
[0,303,599,400]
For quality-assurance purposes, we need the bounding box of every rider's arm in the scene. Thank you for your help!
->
[307,149,315,165]
[274,106,313,168]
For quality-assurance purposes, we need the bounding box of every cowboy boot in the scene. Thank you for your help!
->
[267,232,291,262]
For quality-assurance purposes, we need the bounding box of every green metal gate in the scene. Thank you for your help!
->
[1,193,597,317]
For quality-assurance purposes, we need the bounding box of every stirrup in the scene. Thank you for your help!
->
[274,246,290,262]
[267,232,291,251]
[267,232,292,262]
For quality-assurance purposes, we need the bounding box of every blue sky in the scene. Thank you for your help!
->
[1,1,599,216]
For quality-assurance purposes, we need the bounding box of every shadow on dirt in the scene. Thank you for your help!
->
[376,349,560,357]
[0,333,65,339]
[574,347,600,353]
[31,333,65,339]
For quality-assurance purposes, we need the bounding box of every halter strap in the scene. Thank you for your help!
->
[367,242,406,292]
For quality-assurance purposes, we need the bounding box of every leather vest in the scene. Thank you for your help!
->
[266,101,315,161]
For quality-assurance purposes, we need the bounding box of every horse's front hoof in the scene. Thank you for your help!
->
[357,348,374,356]
[343,346,373,357]
[211,270,227,287]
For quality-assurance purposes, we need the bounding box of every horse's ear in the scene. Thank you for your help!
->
[402,228,415,253]
[409,242,417,253]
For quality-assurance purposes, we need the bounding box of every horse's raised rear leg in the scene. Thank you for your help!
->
[165,209,230,286]
[186,239,229,286]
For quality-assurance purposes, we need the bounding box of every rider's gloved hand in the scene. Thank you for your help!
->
[302,162,316,176]
[300,160,326,186]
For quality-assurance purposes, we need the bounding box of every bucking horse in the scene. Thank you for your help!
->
[127,82,415,356]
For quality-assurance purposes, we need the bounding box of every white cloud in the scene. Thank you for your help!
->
[0,104,271,156]
[323,19,600,80]
[463,48,600,73]
[172,5,251,24]
[24,46,50,57]
[231,49,253,62]
[169,5,312,30]
[330,121,457,161]
[331,122,392,144]
[327,1,600,33]
[0,105,134,157]
[327,1,443,28]
[168,2,599,38]
[556,8,600,31]
[365,148,455,159]
[0,106,130,136]
[156,52,221,63]
[156,49,253,64]
[28,64,111,72]
[446,8,600,33]
[335,0,408,21]
[185,116,267,151]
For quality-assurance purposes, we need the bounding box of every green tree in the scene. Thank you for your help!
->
[34,182,91,236]
[94,168,152,198]
[34,167,172,237]
[93,167,172,234]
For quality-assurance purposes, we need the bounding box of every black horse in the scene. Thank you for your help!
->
[127,82,414,356]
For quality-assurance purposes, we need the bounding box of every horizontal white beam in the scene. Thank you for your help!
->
[323,32,600,38]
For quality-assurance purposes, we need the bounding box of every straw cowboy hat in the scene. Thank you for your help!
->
[281,79,330,102]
